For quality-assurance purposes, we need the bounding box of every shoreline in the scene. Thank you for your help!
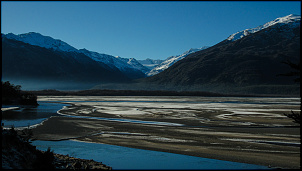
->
[30,97,300,169]
[33,116,300,169]
[2,128,112,170]
[26,89,300,97]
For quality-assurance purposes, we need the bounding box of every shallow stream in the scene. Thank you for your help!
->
[3,96,297,169]
[31,139,270,170]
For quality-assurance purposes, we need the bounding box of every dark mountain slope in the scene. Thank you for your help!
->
[143,22,300,95]
[2,37,130,90]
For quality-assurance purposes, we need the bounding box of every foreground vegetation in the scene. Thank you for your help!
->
[1,127,112,169]
[2,127,54,169]
[2,81,38,106]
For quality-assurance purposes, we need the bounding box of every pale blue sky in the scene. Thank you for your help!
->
[1,1,301,60]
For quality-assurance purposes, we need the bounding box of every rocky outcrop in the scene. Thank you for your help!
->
[53,153,111,169]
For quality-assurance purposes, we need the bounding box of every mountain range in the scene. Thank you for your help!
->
[2,32,151,89]
[141,14,300,95]
[77,48,147,79]
[3,32,203,78]
[2,36,130,90]
[2,14,300,94]
[3,32,148,78]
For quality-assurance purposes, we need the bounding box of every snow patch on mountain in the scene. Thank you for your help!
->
[137,59,165,70]
[227,14,301,41]
[78,49,148,74]
[116,56,150,74]
[3,32,148,76]
[4,32,78,52]
[147,47,209,76]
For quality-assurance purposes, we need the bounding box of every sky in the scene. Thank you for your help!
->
[1,1,301,60]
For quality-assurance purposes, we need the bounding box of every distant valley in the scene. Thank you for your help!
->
[1,32,208,90]
[2,14,300,95]
[137,58,164,71]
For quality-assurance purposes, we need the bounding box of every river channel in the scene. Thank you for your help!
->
[2,96,300,169]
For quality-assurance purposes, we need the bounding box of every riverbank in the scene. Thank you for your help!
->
[1,128,112,169]
[30,96,300,169]
[25,89,299,97]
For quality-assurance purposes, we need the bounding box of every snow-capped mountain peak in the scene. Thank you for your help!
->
[227,14,301,41]
[4,32,78,52]
[263,14,300,26]
[147,46,209,76]
[115,56,149,73]
[3,32,148,77]
[78,49,148,75]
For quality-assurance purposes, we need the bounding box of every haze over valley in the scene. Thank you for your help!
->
[2,14,300,95]
[2,2,301,170]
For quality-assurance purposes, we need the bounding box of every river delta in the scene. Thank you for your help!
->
[2,96,300,169]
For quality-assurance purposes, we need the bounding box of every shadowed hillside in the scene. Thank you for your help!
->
[2,36,131,90]
[140,21,300,95]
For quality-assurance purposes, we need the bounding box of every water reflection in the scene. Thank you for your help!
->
[32,140,271,170]
[1,102,67,128]
[2,97,287,169]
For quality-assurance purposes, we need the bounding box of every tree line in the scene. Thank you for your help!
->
[2,81,38,106]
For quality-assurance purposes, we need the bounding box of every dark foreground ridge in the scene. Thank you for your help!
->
[1,127,112,170]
